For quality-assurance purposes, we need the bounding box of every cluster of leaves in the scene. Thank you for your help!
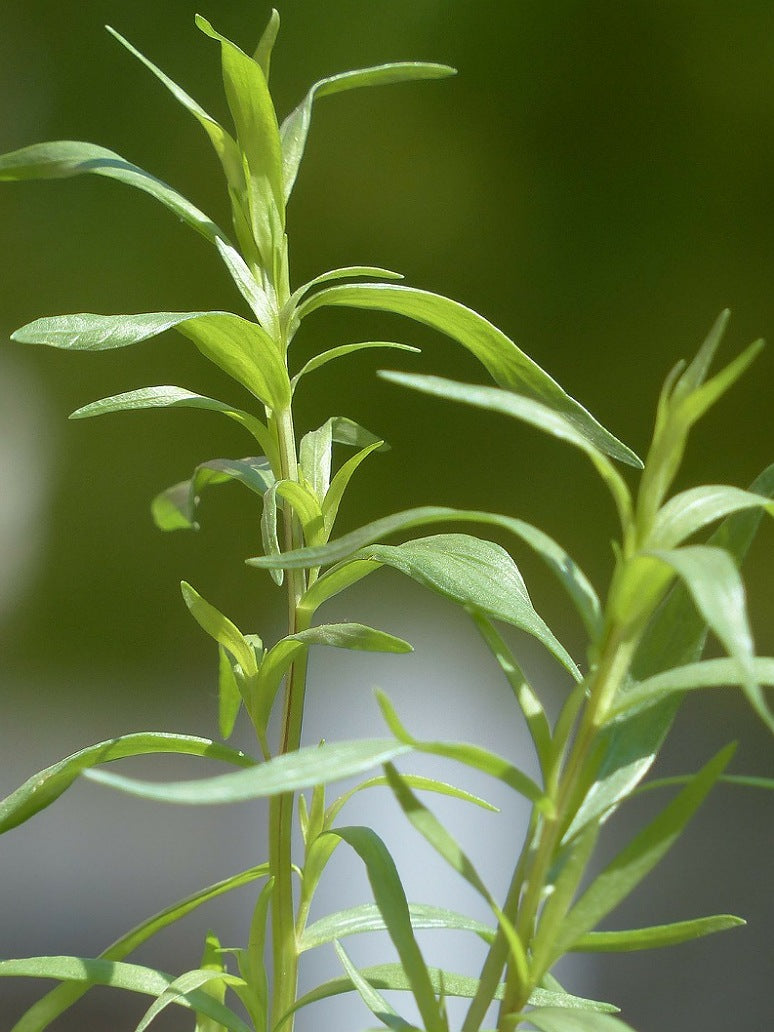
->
[0,9,771,1032]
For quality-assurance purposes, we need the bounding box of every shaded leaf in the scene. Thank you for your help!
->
[323,441,384,536]
[299,903,494,953]
[0,734,253,835]
[0,958,251,1032]
[334,941,416,1031]
[572,914,745,952]
[298,283,641,467]
[218,646,243,740]
[524,1008,635,1032]
[152,457,275,532]
[292,342,419,390]
[181,582,259,676]
[82,739,411,804]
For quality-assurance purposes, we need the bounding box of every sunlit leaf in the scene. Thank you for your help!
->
[652,484,774,549]
[0,958,251,1032]
[253,9,280,80]
[83,739,411,804]
[69,385,278,466]
[297,283,641,467]
[137,963,241,1032]
[0,734,253,835]
[281,65,455,200]
[0,141,226,243]
[248,505,600,640]
[181,582,259,677]
[323,441,384,536]
[524,1008,635,1032]
[292,342,419,390]
[334,941,417,1031]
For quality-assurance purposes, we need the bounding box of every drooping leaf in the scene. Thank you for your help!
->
[285,266,403,319]
[248,505,601,640]
[69,385,278,466]
[357,534,581,679]
[297,283,641,467]
[292,342,419,390]
[334,941,417,1031]
[549,745,734,967]
[152,457,275,532]
[323,826,445,1032]
[325,772,498,828]
[181,582,259,677]
[9,865,268,1032]
[280,64,455,200]
[0,958,251,1032]
[0,141,226,243]
[572,914,745,953]
[377,692,548,810]
[82,739,411,804]
[299,903,494,953]
[0,734,253,835]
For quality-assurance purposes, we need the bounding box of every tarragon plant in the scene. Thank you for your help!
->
[1,9,772,1032]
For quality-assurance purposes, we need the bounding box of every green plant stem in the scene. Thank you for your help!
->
[269,403,309,1032]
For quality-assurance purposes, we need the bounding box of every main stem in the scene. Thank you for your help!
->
[269,403,308,1031]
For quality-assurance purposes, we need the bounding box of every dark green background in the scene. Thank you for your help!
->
[1,2,772,1030]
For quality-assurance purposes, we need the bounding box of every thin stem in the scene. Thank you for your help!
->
[269,403,309,1032]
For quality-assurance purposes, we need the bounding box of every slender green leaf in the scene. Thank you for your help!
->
[298,558,383,616]
[69,385,278,465]
[550,745,734,966]
[152,457,275,532]
[651,485,774,549]
[470,614,552,776]
[281,64,455,200]
[248,505,600,640]
[299,420,334,500]
[612,656,774,718]
[572,914,745,953]
[297,283,641,467]
[193,931,228,1032]
[680,339,764,426]
[326,772,498,829]
[181,582,259,676]
[0,734,253,835]
[260,482,283,585]
[137,965,242,1032]
[0,141,226,243]
[281,964,616,1024]
[300,903,494,953]
[285,266,403,320]
[334,941,416,1031]
[275,479,325,542]
[83,739,411,804]
[670,309,730,401]
[253,9,280,79]
[324,826,445,1032]
[236,877,273,1030]
[10,866,268,1032]
[0,958,251,1032]
[292,342,419,390]
[214,236,277,328]
[524,1008,635,1032]
[323,441,384,535]
[105,27,243,192]
[218,646,243,739]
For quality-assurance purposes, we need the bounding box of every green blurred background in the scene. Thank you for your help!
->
[1,2,772,1029]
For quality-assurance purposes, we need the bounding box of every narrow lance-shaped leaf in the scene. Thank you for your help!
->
[572,914,745,953]
[292,342,419,391]
[249,505,601,641]
[334,940,418,1031]
[548,745,735,968]
[10,866,269,1032]
[218,646,243,740]
[281,64,456,200]
[0,141,226,243]
[323,826,445,1032]
[0,958,252,1032]
[0,734,253,835]
[323,440,385,537]
[136,963,241,1032]
[651,484,774,549]
[297,283,641,467]
[524,1008,636,1032]
[181,581,259,677]
[69,385,279,468]
[82,739,412,804]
